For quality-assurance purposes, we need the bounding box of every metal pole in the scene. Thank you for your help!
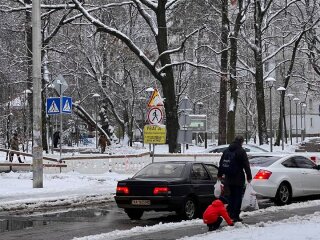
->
[304,107,306,140]
[295,103,298,143]
[32,0,43,188]
[152,144,155,163]
[269,87,273,152]
[60,85,62,160]
[245,87,248,144]
[300,104,303,142]
[289,99,292,145]
[281,97,284,150]
[95,102,98,149]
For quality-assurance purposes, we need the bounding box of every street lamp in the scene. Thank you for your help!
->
[265,77,276,152]
[277,87,286,150]
[293,97,300,143]
[286,93,294,145]
[92,93,100,149]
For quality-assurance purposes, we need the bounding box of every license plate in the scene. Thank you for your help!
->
[131,200,151,206]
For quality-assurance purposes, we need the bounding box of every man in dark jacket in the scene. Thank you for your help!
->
[217,135,252,222]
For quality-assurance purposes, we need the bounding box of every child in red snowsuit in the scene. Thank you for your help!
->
[203,196,234,231]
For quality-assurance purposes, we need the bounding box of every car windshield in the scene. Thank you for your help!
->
[249,156,282,167]
[133,163,186,178]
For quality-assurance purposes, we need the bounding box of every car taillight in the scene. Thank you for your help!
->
[310,156,317,162]
[153,187,170,195]
[254,170,272,180]
[116,186,129,194]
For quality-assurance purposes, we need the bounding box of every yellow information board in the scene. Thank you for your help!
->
[144,125,166,144]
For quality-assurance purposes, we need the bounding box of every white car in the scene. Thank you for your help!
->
[204,144,268,153]
[250,154,320,205]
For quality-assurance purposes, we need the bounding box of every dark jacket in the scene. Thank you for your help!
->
[217,142,252,186]
[203,199,233,225]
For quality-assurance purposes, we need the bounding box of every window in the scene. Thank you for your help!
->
[134,163,185,178]
[191,164,210,180]
[204,164,218,181]
[282,158,297,168]
[309,99,313,110]
[294,156,315,169]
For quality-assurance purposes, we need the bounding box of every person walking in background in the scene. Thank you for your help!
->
[53,131,60,148]
[203,196,234,231]
[217,135,252,222]
[10,133,23,163]
[98,134,107,153]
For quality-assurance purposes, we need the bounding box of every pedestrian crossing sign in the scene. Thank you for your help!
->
[46,98,60,115]
[62,97,72,114]
[46,96,72,115]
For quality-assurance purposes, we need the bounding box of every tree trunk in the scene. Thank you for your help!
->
[25,0,33,143]
[156,1,179,153]
[227,0,244,143]
[218,0,229,145]
[254,2,268,145]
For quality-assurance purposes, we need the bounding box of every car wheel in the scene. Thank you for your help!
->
[179,197,197,220]
[125,209,144,220]
[275,182,291,206]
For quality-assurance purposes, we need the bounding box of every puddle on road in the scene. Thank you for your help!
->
[0,207,112,233]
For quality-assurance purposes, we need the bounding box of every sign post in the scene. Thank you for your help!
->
[48,75,70,161]
[144,88,166,162]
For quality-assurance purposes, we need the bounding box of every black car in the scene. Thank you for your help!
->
[114,161,219,220]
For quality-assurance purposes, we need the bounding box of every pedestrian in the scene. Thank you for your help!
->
[217,135,252,222]
[98,134,107,153]
[53,131,60,148]
[203,196,234,231]
[10,133,24,163]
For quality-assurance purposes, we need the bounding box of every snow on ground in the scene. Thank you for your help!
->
[0,171,132,211]
[72,200,320,240]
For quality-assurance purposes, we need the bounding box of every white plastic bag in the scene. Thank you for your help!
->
[214,180,224,198]
[241,183,259,211]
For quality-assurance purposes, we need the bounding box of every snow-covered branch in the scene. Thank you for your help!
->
[154,26,205,67]
[132,0,158,36]
[158,61,220,75]
[135,0,157,11]
[71,0,159,79]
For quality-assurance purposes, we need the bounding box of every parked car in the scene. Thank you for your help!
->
[114,161,219,220]
[204,144,268,153]
[250,154,320,205]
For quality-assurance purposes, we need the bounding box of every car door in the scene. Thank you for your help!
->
[294,156,320,194]
[281,158,304,196]
[190,163,215,207]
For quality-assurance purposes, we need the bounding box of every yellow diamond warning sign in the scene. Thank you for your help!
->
[144,125,166,144]
[147,88,164,107]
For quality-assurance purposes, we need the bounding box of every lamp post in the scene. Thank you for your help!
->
[265,77,276,152]
[286,93,294,145]
[277,87,286,150]
[92,93,100,149]
[300,102,306,141]
[293,98,300,143]
[303,103,307,140]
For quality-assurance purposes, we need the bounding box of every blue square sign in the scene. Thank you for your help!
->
[46,98,60,115]
[62,96,72,114]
